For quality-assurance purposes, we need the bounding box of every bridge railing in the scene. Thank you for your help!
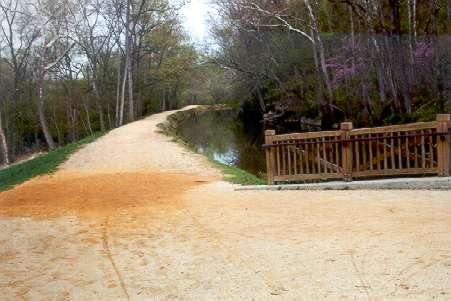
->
[264,114,451,185]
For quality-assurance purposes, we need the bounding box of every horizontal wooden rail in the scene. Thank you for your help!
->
[263,131,448,148]
[265,114,451,185]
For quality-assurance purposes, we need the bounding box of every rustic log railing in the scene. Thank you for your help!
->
[264,114,451,185]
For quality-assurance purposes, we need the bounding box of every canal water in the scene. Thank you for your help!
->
[174,108,267,178]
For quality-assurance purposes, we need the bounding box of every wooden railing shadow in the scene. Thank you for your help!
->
[264,114,451,185]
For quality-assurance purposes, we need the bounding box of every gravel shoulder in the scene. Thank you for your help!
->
[1,106,450,300]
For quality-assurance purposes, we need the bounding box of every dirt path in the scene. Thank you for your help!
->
[1,107,451,300]
[60,105,219,176]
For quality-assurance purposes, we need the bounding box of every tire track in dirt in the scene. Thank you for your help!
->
[101,216,130,301]
[0,171,206,299]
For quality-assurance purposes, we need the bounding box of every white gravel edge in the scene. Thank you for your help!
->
[236,177,451,191]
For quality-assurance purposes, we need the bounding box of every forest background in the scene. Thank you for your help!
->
[0,0,449,165]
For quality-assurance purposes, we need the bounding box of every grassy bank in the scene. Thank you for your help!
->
[208,159,266,185]
[158,107,266,186]
[0,132,106,192]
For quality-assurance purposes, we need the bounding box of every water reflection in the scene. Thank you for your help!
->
[175,109,266,177]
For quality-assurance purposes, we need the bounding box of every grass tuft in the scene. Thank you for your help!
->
[0,132,106,192]
[208,159,266,185]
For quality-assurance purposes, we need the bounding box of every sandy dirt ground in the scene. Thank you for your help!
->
[1,106,451,300]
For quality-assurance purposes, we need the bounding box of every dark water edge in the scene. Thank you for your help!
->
[173,107,267,178]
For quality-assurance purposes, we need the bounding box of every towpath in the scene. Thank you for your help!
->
[1,106,450,300]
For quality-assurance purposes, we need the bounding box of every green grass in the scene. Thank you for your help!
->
[0,132,106,192]
[158,108,266,186]
[208,159,266,185]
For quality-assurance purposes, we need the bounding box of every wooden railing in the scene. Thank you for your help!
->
[264,114,451,185]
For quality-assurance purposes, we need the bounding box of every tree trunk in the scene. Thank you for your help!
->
[311,34,324,107]
[80,112,89,137]
[83,101,93,135]
[348,4,355,49]
[399,57,412,113]
[375,61,386,103]
[317,38,333,101]
[36,76,56,150]
[135,49,142,118]
[115,59,122,127]
[305,0,334,102]
[430,0,445,112]
[389,0,401,36]
[161,89,166,112]
[255,83,266,113]
[119,62,127,125]
[52,102,63,145]
[191,94,197,106]
[413,0,418,42]
[407,0,417,85]
[390,0,412,113]
[377,4,401,111]
[66,103,74,142]
[0,107,10,165]
[364,2,386,104]
[72,108,79,142]
[93,79,106,131]
[127,51,134,122]
[124,0,134,123]
[362,82,372,117]
[117,0,131,127]
[107,103,113,129]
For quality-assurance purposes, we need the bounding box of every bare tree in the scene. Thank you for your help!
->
[30,0,76,150]
[0,0,39,158]
[0,0,37,103]
[232,0,334,104]
[74,0,112,131]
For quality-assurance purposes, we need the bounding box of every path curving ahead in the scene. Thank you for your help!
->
[1,107,451,300]
[60,105,219,176]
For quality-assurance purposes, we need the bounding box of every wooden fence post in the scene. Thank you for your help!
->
[437,114,450,177]
[341,122,353,182]
[265,130,276,185]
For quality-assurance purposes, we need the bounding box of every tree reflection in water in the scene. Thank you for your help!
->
[176,109,266,178]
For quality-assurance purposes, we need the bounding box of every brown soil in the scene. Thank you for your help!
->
[0,172,201,219]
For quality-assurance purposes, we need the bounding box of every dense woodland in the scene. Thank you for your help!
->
[0,0,221,165]
[0,0,450,166]
[212,0,450,131]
